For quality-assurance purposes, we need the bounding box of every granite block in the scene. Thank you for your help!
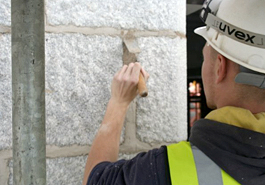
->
[0,0,11,26]
[46,156,86,185]
[0,34,11,150]
[46,0,186,32]
[8,156,86,185]
[136,37,187,143]
[45,34,123,146]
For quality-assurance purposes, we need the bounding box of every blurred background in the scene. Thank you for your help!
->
[187,0,212,136]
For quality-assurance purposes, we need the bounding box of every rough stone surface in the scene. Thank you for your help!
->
[8,156,86,185]
[46,156,86,185]
[46,0,186,33]
[136,37,187,143]
[7,153,139,185]
[45,33,123,146]
[1,0,187,184]
[0,34,11,150]
[0,0,11,26]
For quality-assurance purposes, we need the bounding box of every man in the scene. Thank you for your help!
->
[83,0,265,184]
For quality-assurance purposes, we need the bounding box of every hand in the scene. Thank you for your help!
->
[110,62,149,107]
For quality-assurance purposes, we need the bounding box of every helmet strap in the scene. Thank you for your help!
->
[235,66,265,89]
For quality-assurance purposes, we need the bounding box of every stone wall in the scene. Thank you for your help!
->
[0,0,187,184]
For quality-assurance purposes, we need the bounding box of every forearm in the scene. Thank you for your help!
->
[82,99,128,184]
[82,63,148,185]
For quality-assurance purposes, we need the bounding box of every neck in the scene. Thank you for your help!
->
[215,83,265,114]
[216,92,265,114]
[217,103,265,114]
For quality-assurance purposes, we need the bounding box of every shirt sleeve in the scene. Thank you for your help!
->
[86,146,170,185]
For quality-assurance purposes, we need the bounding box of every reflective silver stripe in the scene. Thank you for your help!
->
[191,145,223,185]
[205,14,265,49]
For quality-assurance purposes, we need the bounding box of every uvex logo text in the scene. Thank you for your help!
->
[212,20,264,47]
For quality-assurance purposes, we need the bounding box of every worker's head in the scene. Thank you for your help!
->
[195,0,265,111]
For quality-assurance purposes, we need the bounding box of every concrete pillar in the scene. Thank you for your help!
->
[11,0,46,184]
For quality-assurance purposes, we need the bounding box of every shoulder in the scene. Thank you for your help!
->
[87,146,170,185]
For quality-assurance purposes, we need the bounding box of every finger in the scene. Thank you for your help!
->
[124,63,135,76]
[140,67,150,81]
[131,62,141,79]
[120,65,128,75]
[115,65,128,77]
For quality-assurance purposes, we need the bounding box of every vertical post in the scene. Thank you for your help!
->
[12,0,46,184]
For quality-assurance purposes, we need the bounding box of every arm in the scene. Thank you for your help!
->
[82,62,149,185]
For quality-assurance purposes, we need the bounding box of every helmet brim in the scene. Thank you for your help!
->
[194,26,265,74]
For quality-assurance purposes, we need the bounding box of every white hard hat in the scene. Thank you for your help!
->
[195,0,265,88]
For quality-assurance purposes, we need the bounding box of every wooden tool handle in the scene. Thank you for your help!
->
[138,73,148,97]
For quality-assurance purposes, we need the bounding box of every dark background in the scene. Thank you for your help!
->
[186,1,212,135]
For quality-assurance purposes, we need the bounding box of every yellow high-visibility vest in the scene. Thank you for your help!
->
[167,141,240,185]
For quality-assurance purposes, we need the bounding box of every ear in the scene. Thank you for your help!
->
[216,54,228,83]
